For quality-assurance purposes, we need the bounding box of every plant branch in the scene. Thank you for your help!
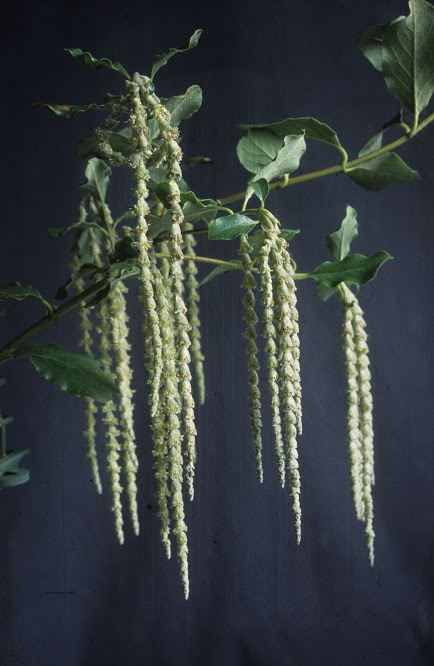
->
[0,277,109,361]
[218,111,434,206]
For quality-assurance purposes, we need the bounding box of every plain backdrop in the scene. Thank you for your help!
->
[0,1,433,664]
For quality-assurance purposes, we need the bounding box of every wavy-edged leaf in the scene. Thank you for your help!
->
[382,0,434,116]
[240,116,343,151]
[14,345,117,402]
[208,214,258,240]
[358,23,391,72]
[253,134,306,183]
[326,205,359,260]
[151,29,203,80]
[65,48,130,79]
[311,251,393,288]
[163,85,203,126]
[347,152,419,190]
[200,260,242,286]
[80,158,112,201]
[0,282,52,313]
[34,101,106,118]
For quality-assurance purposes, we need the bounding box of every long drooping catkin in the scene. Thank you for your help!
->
[342,298,364,521]
[339,283,375,565]
[108,281,139,536]
[128,76,163,416]
[150,256,174,560]
[239,233,263,483]
[98,301,124,544]
[144,85,197,502]
[258,239,285,488]
[184,224,206,406]
[270,239,302,543]
[152,256,189,597]
[73,207,103,495]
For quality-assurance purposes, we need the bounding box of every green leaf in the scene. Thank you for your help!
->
[80,158,112,202]
[0,282,52,313]
[0,450,29,476]
[65,47,130,79]
[253,134,306,183]
[200,261,242,286]
[311,251,393,288]
[248,178,269,206]
[358,22,391,72]
[280,228,300,241]
[208,214,258,240]
[151,29,203,80]
[0,467,30,488]
[240,116,343,151]
[237,129,283,174]
[358,113,404,156]
[163,85,203,126]
[326,205,359,260]
[75,133,131,160]
[382,0,434,116]
[347,152,419,190]
[14,345,117,403]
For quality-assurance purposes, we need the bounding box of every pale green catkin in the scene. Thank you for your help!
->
[275,236,303,436]
[108,281,140,536]
[153,257,189,597]
[184,224,206,406]
[150,256,174,560]
[145,87,197,502]
[128,75,163,417]
[98,301,125,545]
[258,239,286,488]
[352,296,375,566]
[72,209,103,495]
[239,233,263,483]
[341,293,365,521]
[339,283,375,565]
[264,216,301,543]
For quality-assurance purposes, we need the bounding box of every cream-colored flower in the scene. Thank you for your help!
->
[239,233,263,483]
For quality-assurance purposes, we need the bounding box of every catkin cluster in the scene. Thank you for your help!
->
[339,283,375,565]
[123,73,204,597]
[240,210,302,542]
[73,197,139,543]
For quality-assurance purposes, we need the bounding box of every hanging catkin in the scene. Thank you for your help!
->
[143,81,197,502]
[239,233,263,483]
[261,211,302,542]
[339,283,375,565]
[258,238,286,488]
[152,255,189,597]
[98,300,125,545]
[128,75,163,416]
[72,206,103,495]
[184,223,206,406]
[108,281,140,536]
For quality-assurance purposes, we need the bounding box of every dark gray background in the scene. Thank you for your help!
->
[0,1,433,664]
